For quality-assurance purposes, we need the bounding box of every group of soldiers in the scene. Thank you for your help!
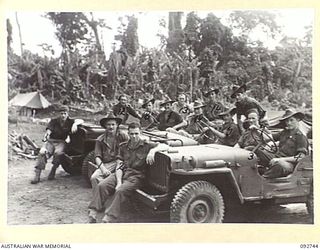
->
[29,82,309,223]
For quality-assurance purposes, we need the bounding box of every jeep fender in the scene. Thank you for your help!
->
[171,168,244,204]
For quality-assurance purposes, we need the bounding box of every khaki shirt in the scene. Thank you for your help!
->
[238,128,272,149]
[157,111,183,131]
[172,102,193,121]
[274,128,308,157]
[203,101,225,121]
[94,131,129,163]
[117,139,158,174]
[218,121,240,147]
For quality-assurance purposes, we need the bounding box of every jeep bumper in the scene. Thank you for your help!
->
[135,189,169,210]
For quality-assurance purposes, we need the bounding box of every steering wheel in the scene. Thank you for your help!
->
[197,124,217,143]
[250,127,278,154]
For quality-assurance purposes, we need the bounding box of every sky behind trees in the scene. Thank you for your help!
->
[7,9,313,58]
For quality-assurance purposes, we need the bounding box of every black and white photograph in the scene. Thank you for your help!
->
[6,9,314,226]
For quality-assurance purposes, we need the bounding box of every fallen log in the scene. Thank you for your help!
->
[22,135,39,150]
[17,152,38,159]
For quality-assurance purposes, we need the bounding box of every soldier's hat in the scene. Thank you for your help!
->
[58,105,69,112]
[142,98,155,109]
[245,108,260,117]
[231,83,247,98]
[160,97,175,107]
[203,87,220,98]
[193,100,206,109]
[99,112,122,127]
[279,109,304,121]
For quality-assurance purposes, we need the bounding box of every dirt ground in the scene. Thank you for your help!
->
[7,120,313,225]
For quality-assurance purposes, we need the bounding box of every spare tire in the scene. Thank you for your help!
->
[81,151,96,188]
[60,154,81,175]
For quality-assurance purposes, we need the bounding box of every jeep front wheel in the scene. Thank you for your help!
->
[81,151,96,187]
[170,181,225,223]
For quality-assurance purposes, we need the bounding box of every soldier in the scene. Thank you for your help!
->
[89,113,129,195]
[156,98,187,131]
[255,109,309,178]
[172,93,193,121]
[112,94,142,124]
[30,105,83,184]
[231,83,267,133]
[234,108,272,150]
[140,98,159,130]
[88,122,169,223]
[203,87,225,123]
[208,107,240,147]
[171,100,215,144]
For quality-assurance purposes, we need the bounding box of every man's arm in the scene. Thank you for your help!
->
[146,143,170,165]
[94,140,110,175]
[71,119,84,133]
[270,152,306,166]
[171,112,186,130]
[172,120,188,130]
[115,168,123,190]
[207,126,226,139]
[127,105,142,119]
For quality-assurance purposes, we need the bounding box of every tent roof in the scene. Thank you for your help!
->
[9,91,51,109]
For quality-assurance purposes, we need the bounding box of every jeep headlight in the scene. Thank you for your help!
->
[173,155,196,171]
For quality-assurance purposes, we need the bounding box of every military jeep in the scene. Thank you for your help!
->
[58,123,198,185]
[134,112,313,223]
[135,141,313,223]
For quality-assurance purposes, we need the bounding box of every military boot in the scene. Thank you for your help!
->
[48,165,58,180]
[31,169,41,184]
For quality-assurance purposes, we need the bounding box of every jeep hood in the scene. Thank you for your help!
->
[161,144,256,169]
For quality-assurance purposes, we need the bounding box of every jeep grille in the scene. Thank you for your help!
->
[147,153,170,193]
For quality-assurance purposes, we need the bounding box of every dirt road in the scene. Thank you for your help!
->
[7,121,313,225]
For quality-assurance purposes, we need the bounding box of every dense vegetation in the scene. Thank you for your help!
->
[7,11,312,111]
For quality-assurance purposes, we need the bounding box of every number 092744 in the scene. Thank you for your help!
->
[300,244,319,248]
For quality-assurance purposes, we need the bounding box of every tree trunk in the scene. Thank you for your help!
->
[37,68,43,89]
[15,12,23,56]
[63,49,71,95]
[193,68,199,100]
[85,67,90,98]
[187,67,193,102]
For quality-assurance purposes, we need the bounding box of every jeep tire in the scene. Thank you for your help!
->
[60,154,81,175]
[81,151,96,187]
[170,181,225,223]
[306,183,313,218]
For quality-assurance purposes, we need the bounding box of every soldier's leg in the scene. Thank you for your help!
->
[48,141,66,180]
[31,142,54,184]
[263,160,294,178]
[90,168,105,190]
[88,173,117,211]
[255,148,276,167]
[103,172,144,221]
[88,173,117,223]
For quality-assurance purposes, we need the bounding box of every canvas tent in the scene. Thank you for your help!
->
[9,91,51,116]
